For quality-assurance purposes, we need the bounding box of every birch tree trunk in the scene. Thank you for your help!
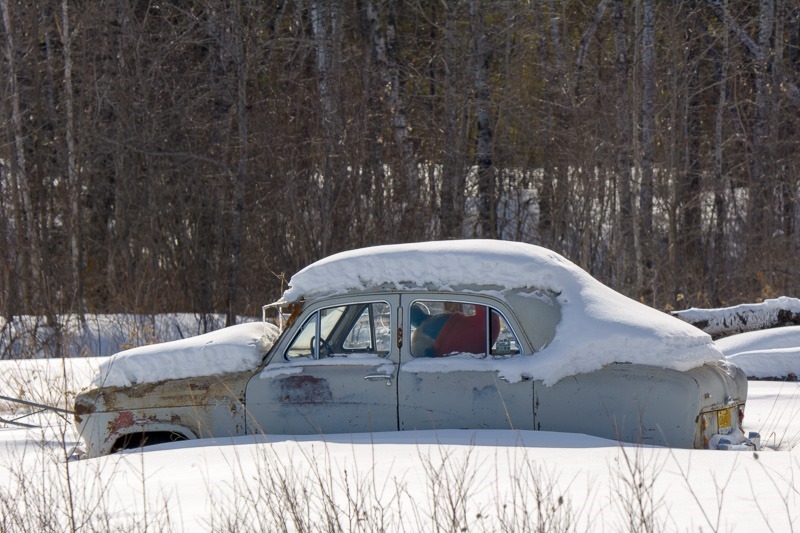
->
[575,0,611,98]
[365,0,419,239]
[61,0,85,318]
[310,0,342,254]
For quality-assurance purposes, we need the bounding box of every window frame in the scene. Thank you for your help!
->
[283,299,393,361]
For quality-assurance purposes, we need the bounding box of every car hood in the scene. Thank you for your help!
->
[90,322,280,389]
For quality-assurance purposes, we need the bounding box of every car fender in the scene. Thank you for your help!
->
[99,415,199,455]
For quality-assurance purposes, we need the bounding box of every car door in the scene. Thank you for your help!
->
[397,294,535,431]
[245,295,399,435]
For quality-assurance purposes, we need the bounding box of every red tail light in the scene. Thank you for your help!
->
[738,406,745,426]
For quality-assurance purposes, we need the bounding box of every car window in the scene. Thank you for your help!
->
[285,302,391,359]
[343,302,391,352]
[409,300,521,358]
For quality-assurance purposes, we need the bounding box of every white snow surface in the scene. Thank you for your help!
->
[2,356,800,531]
[726,347,800,379]
[716,326,800,379]
[281,240,722,385]
[716,325,800,355]
[93,322,279,387]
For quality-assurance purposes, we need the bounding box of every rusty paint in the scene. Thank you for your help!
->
[73,400,96,424]
[76,370,252,456]
[278,375,333,403]
[77,371,253,413]
[283,302,303,329]
[74,401,96,416]
[109,411,135,433]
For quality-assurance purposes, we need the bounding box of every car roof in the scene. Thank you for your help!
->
[274,240,724,385]
[277,240,568,304]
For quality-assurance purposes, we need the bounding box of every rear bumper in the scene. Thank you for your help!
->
[709,428,761,451]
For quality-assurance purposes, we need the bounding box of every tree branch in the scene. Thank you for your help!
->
[705,0,800,105]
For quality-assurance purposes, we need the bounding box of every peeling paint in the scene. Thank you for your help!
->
[110,411,135,433]
[73,400,95,424]
[472,385,498,399]
[77,371,252,413]
[278,375,333,403]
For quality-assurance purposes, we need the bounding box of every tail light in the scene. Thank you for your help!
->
[738,406,745,426]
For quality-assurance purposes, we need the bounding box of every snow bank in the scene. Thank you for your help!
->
[726,347,800,379]
[715,326,800,379]
[716,325,800,355]
[93,322,279,388]
[281,240,723,385]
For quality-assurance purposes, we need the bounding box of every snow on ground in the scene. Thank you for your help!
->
[716,326,800,355]
[716,326,800,379]
[0,356,799,531]
[726,348,800,380]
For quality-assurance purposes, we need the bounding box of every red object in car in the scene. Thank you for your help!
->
[433,306,501,356]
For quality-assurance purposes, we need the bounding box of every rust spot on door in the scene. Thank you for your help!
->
[279,375,333,403]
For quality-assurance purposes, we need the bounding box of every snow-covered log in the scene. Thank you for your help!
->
[672,297,800,339]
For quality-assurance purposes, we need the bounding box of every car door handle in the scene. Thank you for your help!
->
[364,374,393,386]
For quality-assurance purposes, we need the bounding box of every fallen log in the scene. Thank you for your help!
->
[672,296,800,339]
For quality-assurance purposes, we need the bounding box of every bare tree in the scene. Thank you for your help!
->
[437,2,468,239]
[710,0,731,305]
[639,0,656,302]
[471,0,496,238]
[0,0,34,316]
[60,0,84,318]
[0,0,798,321]
[613,0,636,293]
[365,0,420,240]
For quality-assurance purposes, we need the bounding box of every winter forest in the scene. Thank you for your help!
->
[0,0,798,326]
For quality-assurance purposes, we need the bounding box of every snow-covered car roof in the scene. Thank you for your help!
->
[280,240,724,385]
[279,239,574,303]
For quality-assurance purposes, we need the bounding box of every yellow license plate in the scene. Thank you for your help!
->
[717,408,732,430]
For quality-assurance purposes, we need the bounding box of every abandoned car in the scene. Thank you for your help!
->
[74,240,760,456]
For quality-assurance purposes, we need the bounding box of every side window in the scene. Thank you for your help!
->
[285,302,391,360]
[409,300,521,358]
[343,302,391,352]
[285,313,317,359]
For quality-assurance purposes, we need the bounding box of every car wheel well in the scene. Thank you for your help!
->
[110,430,188,453]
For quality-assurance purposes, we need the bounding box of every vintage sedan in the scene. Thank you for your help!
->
[74,240,760,456]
